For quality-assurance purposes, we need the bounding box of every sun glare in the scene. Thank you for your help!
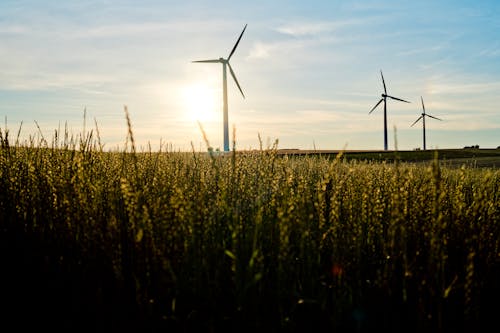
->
[182,83,218,122]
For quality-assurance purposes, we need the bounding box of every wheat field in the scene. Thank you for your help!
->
[0,123,499,332]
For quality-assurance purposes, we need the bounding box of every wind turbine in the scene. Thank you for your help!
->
[193,24,247,152]
[369,70,411,151]
[411,96,442,150]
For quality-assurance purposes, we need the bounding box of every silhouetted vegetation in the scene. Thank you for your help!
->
[1,123,499,332]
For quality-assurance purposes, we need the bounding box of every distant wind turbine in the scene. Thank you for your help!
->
[193,24,247,152]
[369,70,411,151]
[411,96,442,150]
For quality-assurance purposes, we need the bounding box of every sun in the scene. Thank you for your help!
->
[182,83,218,122]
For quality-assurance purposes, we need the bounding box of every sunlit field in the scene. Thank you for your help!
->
[0,121,499,333]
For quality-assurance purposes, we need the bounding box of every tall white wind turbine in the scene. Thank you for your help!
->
[411,96,442,150]
[369,70,411,150]
[193,24,247,152]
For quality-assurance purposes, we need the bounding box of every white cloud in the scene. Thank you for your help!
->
[247,41,271,59]
[427,81,500,95]
[0,24,31,34]
[275,19,363,38]
[276,22,337,37]
[70,22,173,39]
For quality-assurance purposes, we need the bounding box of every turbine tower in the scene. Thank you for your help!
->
[411,96,442,150]
[193,24,247,152]
[369,70,411,150]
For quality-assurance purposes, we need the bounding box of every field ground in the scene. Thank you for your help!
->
[276,148,500,168]
[1,141,499,332]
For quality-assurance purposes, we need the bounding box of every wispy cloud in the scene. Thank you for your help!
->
[275,19,363,37]
[246,41,272,60]
[428,81,500,95]
[70,22,173,39]
[246,38,312,61]
[276,22,337,37]
[0,24,31,35]
[397,44,444,57]
[479,43,500,58]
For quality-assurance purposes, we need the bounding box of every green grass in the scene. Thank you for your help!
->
[0,123,499,332]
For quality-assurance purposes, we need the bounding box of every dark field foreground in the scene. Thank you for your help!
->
[0,134,499,332]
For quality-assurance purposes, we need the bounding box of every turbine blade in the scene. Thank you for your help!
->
[387,95,411,103]
[192,59,221,63]
[369,98,384,114]
[228,24,247,61]
[380,70,387,94]
[426,114,442,121]
[228,63,245,98]
[411,116,423,127]
[421,96,426,114]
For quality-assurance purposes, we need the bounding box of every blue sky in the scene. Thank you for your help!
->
[1,0,499,151]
